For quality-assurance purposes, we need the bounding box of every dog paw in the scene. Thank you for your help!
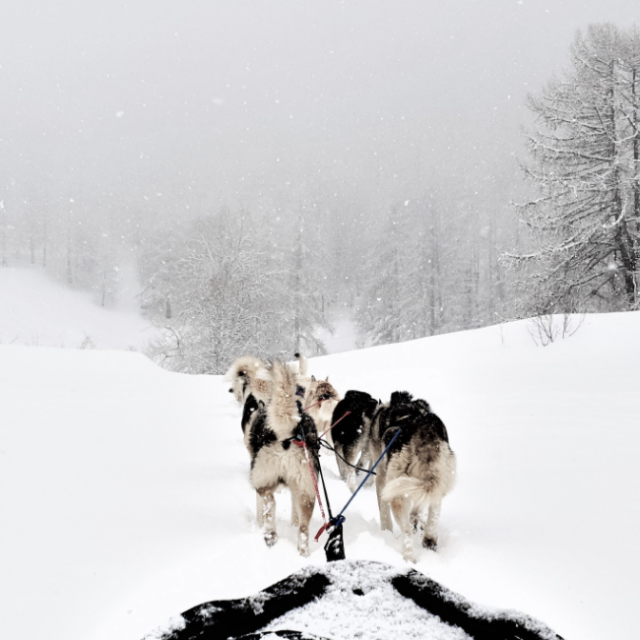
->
[297,532,309,557]
[402,538,416,563]
[402,550,417,563]
[264,531,278,547]
[422,536,437,551]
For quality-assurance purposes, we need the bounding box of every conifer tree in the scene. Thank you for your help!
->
[513,24,640,312]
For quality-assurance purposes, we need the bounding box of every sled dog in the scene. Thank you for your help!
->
[370,391,456,562]
[301,376,340,444]
[288,354,339,445]
[330,390,380,492]
[226,354,313,437]
[245,359,320,556]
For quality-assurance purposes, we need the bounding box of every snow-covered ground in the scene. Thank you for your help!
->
[0,267,154,351]
[1,310,639,640]
[315,314,360,353]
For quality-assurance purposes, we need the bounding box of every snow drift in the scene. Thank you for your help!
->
[1,311,638,640]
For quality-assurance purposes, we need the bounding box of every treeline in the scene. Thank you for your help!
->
[3,22,637,373]
[0,193,133,308]
[0,176,519,372]
[138,205,331,373]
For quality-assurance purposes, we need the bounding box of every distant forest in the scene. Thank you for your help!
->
[2,23,638,373]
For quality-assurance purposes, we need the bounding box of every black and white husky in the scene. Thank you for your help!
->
[225,355,271,436]
[243,359,320,556]
[330,390,380,492]
[225,354,307,438]
[370,391,456,562]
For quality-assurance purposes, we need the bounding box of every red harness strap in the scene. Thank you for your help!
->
[302,399,322,412]
[293,410,352,542]
[319,410,351,439]
[314,519,331,542]
[292,438,327,527]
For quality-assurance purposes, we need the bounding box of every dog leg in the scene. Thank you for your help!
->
[347,468,358,493]
[258,489,277,547]
[375,462,393,532]
[295,494,315,557]
[290,491,299,527]
[256,492,265,527]
[334,444,349,481]
[410,508,424,534]
[422,499,441,550]
[358,446,375,488]
[346,448,358,493]
[391,496,416,563]
[344,444,360,493]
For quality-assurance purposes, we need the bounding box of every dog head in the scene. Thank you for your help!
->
[225,356,269,404]
[389,391,414,407]
[306,377,339,407]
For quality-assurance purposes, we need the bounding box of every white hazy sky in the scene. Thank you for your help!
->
[1,1,638,208]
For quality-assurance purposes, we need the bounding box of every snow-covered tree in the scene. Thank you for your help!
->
[356,204,416,345]
[142,204,330,374]
[513,24,640,313]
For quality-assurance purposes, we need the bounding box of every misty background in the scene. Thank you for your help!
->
[1,1,638,371]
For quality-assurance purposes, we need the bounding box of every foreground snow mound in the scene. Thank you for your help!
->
[145,560,563,640]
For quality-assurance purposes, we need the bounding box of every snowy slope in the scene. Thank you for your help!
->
[0,267,154,350]
[1,312,639,640]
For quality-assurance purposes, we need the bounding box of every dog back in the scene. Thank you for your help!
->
[332,390,379,447]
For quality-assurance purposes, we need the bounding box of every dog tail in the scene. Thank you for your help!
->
[381,450,457,507]
[294,352,309,377]
[224,355,264,383]
[382,477,432,510]
[267,359,300,435]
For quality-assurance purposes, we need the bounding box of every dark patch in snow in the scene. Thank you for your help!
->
[238,632,329,639]
[241,632,329,639]
[146,568,329,640]
[144,561,564,640]
[393,570,564,640]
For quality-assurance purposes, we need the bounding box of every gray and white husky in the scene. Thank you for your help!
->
[289,354,340,446]
[370,391,456,562]
[242,359,320,556]
[300,376,341,444]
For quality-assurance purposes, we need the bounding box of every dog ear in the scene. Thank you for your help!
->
[311,375,316,382]
[325,376,329,382]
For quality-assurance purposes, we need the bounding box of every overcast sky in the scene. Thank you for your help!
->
[1,1,638,214]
